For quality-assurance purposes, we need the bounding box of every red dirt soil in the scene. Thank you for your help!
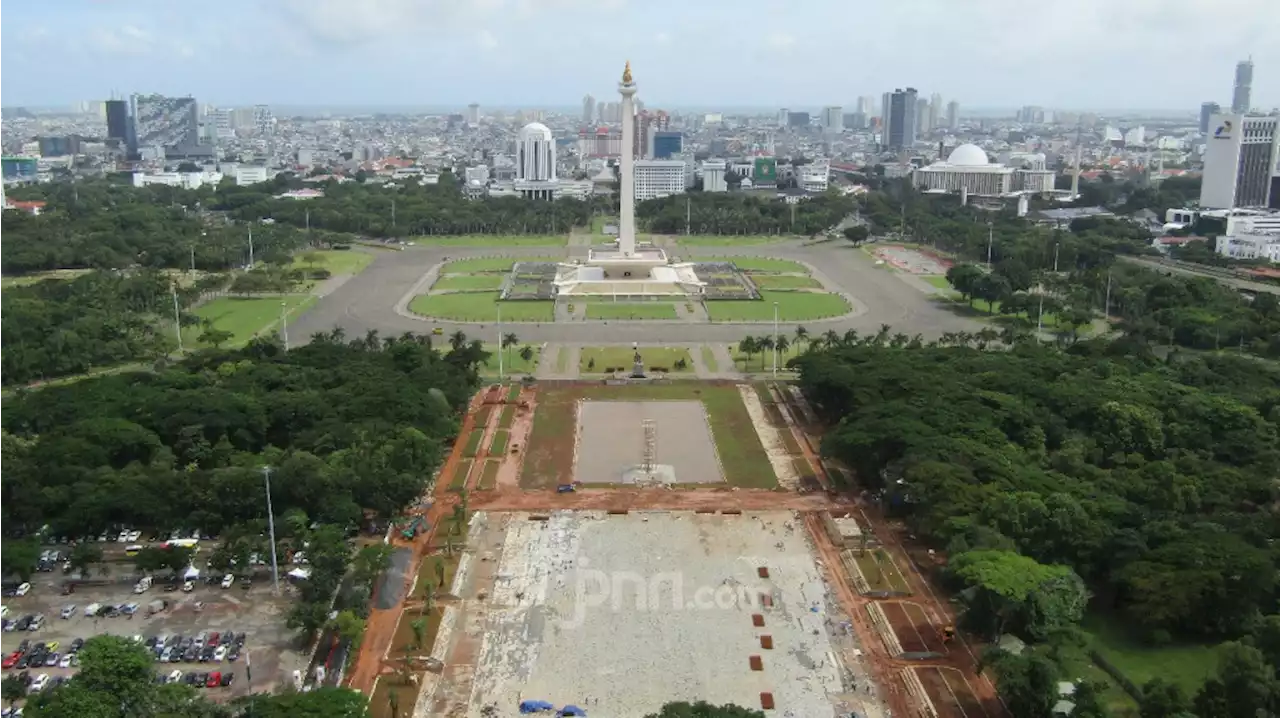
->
[916,666,988,718]
[882,601,949,656]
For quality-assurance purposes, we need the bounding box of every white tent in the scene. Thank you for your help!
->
[183,566,200,580]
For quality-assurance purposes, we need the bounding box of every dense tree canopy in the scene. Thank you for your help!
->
[644,702,764,718]
[796,340,1280,641]
[2,330,486,539]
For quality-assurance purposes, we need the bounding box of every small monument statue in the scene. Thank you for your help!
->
[631,341,645,378]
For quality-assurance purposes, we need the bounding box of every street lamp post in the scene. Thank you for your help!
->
[772,301,779,378]
[497,304,504,380]
[172,286,184,354]
[279,302,289,351]
[261,467,281,596]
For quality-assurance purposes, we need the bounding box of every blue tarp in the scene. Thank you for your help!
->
[559,707,587,716]
[519,700,555,713]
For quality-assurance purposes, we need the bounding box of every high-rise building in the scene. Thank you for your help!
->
[946,100,959,130]
[633,159,687,200]
[855,97,869,115]
[787,111,810,128]
[515,122,557,199]
[1200,113,1279,209]
[916,97,930,134]
[651,131,682,159]
[466,103,480,124]
[254,105,273,134]
[582,94,595,123]
[883,88,919,150]
[929,93,942,133]
[821,106,843,133]
[105,99,131,147]
[131,94,199,153]
[1232,58,1254,114]
[1199,102,1221,134]
[778,108,790,127]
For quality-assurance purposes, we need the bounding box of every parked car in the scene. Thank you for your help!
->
[2,652,20,669]
[69,638,83,653]
[83,603,101,618]
[206,672,221,688]
[226,645,240,662]
[58,654,72,669]
[59,605,76,619]
[220,574,234,589]
[15,583,31,596]
[181,581,194,593]
[213,645,228,662]
[208,632,220,647]
[167,670,183,684]
[30,674,49,692]
[44,653,59,667]
[220,672,234,687]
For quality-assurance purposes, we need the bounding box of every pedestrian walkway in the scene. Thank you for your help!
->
[536,344,580,379]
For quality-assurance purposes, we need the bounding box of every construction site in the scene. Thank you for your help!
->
[343,379,1005,718]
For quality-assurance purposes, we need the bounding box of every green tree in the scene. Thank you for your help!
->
[737,336,758,370]
[1139,677,1191,718]
[197,327,234,348]
[948,550,1085,642]
[842,225,870,244]
[329,610,366,645]
[68,542,105,576]
[2,539,40,582]
[234,687,371,717]
[518,345,534,365]
[945,263,984,304]
[2,674,26,709]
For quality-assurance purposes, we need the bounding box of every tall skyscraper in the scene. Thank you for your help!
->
[1200,113,1278,209]
[946,100,959,130]
[916,97,930,134]
[253,105,274,134]
[883,88,919,150]
[929,93,942,133]
[822,106,843,133]
[105,99,131,146]
[466,103,480,124]
[777,108,790,128]
[515,122,557,199]
[1200,101,1221,133]
[1232,58,1254,113]
[855,96,869,115]
[582,94,595,123]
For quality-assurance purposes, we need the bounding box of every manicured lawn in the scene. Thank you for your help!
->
[479,343,540,375]
[2,268,94,288]
[477,460,500,490]
[585,303,678,320]
[750,274,822,290]
[700,345,718,372]
[409,293,554,322]
[691,257,808,273]
[489,430,509,455]
[419,235,566,246]
[1083,612,1217,697]
[292,249,372,276]
[852,549,912,594]
[498,405,515,429]
[432,274,505,291]
[448,459,472,491]
[706,290,850,322]
[462,429,484,458]
[520,384,777,489]
[729,342,806,370]
[191,295,317,347]
[443,256,560,273]
[677,235,789,246]
[579,346,693,373]
[921,275,952,290]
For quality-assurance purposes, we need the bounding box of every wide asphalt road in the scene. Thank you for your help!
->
[287,241,984,344]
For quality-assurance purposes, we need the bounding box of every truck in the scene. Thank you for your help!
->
[556,484,577,494]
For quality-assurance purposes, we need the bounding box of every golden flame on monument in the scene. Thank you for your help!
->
[622,60,633,84]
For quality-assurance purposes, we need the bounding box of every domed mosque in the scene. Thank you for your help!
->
[913,142,1054,197]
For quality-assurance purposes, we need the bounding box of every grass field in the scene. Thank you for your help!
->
[418,235,566,246]
[1083,612,1217,697]
[432,274,505,291]
[462,429,484,458]
[520,383,777,489]
[585,303,678,320]
[691,257,808,273]
[477,460,500,490]
[921,275,952,290]
[579,346,693,373]
[707,290,850,322]
[700,345,719,372]
[292,249,373,276]
[448,459,472,491]
[409,292,554,322]
[442,256,560,273]
[677,235,790,246]
[489,429,509,455]
[497,405,515,429]
[190,295,317,347]
[750,275,822,290]
[479,343,541,375]
[853,549,912,594]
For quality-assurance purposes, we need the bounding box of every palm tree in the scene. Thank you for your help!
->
[875,323,892,346]
[409,616,428,652]
[793,325,809,350]
[976,328,1000,350]
[842,329,860,345]
[449,330,467,352]
[823,329,841,348]
[775,335,791,367]
[737,336,758,370]
[389,687,402,718]
[501,332,518,367]
[756,336,774,371]
[518,345,535,365]
[889,333,910,348]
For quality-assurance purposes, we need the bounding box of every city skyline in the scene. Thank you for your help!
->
[2,0,1278,110]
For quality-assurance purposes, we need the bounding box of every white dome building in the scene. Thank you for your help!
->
[912,142,1056,197]
[515,122,558,199]
[945,143,990,166]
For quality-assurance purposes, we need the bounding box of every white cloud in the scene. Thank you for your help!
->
[654,31,671,45]
[766,32,795,50]
[476,30,499,50]
[89,25,153,56]
[278,0,501,47]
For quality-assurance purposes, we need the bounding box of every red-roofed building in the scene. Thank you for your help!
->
[4,199,46,215]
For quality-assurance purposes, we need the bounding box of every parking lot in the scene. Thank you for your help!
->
[2,570,310,705]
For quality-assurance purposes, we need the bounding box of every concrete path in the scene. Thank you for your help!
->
[536,344,580,379]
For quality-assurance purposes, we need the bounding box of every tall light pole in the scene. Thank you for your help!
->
[772,301,779,378]
[1052,242,1060,273]
[247,226,254,268]
[172,285,184,353]
[985,223,994,270]
[279,302,289,350]
[261,467,281,596]
[496,304,504,380]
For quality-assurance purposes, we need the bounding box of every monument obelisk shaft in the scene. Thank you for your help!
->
[618,61,638,257]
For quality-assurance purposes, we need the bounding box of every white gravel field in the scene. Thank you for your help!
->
[466,511,846,717]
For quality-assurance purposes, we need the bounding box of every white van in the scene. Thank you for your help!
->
[133,577,152,594]
[83,603,101,618]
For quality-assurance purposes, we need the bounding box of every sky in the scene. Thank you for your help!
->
[2,0,1278,111]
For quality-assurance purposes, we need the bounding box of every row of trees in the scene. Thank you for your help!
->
[637,191,857,236]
